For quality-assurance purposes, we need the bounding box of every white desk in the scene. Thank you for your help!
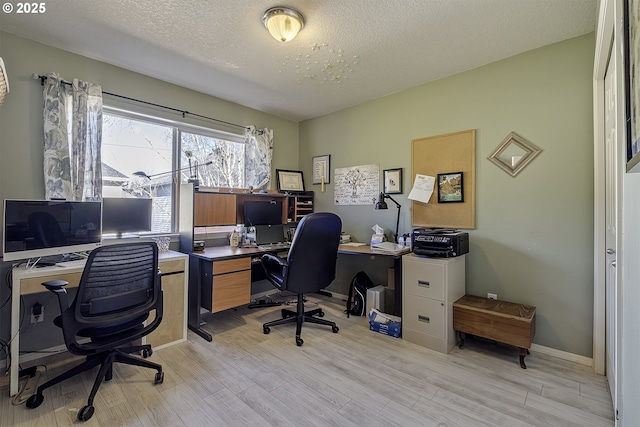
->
[9,250,188,396]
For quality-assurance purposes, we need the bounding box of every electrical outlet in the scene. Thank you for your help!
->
[487,293,498,300]
[30,305,44,324]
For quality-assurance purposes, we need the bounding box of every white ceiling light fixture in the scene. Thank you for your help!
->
[0,58,9,108]
[262,6,305,43]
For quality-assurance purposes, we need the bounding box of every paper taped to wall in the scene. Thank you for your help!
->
[408,174,435,203]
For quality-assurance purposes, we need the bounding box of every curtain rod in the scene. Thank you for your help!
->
[32,73,251,132]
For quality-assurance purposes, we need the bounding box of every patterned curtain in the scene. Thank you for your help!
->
[43,73,103,201]
[244,125,273,190]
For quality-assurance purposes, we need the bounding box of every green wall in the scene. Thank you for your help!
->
[299,34,596,356]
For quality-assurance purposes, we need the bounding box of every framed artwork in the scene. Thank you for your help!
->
[312,155,331,185]
[276,169,305,192]
[625,0,640,171]
[437,172,464,203]
[383,168,403,194]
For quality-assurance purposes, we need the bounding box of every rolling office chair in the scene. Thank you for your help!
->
[25,242,164,422]
[260,212,342,346]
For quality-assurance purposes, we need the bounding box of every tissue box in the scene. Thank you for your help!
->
[371,233,386,245]
[368,309,401,338]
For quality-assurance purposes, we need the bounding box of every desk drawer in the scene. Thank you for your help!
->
[403,296,445,339]
[403,261,445,300]
[213,258,251,275]
[21,272,83,295]
[211,270,251,313]
[159,258,186,275]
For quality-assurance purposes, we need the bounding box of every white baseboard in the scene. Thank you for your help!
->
[327,291,348,301]
[531,343,594,367]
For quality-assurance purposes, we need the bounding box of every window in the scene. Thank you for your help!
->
[180,131,245,188]
[101,108,245,233]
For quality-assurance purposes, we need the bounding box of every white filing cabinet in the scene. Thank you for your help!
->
[402,254,466,353]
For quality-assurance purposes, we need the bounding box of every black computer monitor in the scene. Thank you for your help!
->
[102,197,153,237]
[3,199,102,261]
[243,200,282,226]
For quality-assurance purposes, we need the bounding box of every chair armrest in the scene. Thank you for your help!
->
[261,253,288,268]
[42,279,69,291]
[42,280,70,311]
[261,253,288,290]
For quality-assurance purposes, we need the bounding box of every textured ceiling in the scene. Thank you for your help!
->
[0,0,597,122]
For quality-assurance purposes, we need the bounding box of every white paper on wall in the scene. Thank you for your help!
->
[334,164,379,205]
[408,174,435,203]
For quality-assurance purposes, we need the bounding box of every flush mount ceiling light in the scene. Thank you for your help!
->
[262,6,305,43]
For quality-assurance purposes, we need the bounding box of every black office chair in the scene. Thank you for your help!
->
[260,212,342,346]
[25,242,164,422]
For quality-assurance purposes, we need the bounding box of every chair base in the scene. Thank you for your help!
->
[262,293,339,346]
[26,344,163,422]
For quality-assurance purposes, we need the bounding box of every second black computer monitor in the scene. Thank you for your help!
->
[243,200,282,226]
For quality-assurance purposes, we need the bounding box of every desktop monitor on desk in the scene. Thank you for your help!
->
[254,224,286,245]
[3,199,102,261]
[243,200,282,227]
[102,197,152,237]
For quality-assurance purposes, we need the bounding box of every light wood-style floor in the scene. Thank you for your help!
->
[1,294,614,426]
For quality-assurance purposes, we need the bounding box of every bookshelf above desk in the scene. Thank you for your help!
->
[187,187,314,227]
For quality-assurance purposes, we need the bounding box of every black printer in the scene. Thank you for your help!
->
[411,228,469,258]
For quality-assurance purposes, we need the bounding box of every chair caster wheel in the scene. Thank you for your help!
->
[296,337,304,346]
[77,405,95,421]
[143,348,152,358]
[318,311,325,317]
[26,394,44,409]
[263,326,270,334]
[332,325,339,333]
[154,371,164,384]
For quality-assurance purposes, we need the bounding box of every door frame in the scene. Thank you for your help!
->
[593,0,614,377]
[594,0,625,419]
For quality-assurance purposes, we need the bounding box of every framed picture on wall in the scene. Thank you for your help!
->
[383,168,403,194]
[312,155,331,185]
[437,172,464,203]
[625,0,640,171]
[276,169,305,193]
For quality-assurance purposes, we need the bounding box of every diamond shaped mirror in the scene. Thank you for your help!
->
[488,132,541,177]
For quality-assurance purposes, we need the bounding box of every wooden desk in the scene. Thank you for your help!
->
[188,246,274,341]
[187,244,406,342]
[9,250,188,396]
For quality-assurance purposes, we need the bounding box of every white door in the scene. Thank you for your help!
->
[604,50,618,411]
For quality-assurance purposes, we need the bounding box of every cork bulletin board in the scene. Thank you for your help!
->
[411,129,476,229]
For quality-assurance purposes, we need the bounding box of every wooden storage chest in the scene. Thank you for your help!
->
[453,294,536,368]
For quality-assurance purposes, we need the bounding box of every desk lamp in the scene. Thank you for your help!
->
[133,161,213,187]
[375,192,401,243]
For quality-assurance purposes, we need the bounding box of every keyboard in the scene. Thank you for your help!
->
[56,259,86,268]
[258,242,291,251]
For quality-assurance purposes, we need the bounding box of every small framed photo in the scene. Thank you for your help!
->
[383,168,403,194]
[437,172,464,203]
[312,155,331,185]
[276,169,305,193]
